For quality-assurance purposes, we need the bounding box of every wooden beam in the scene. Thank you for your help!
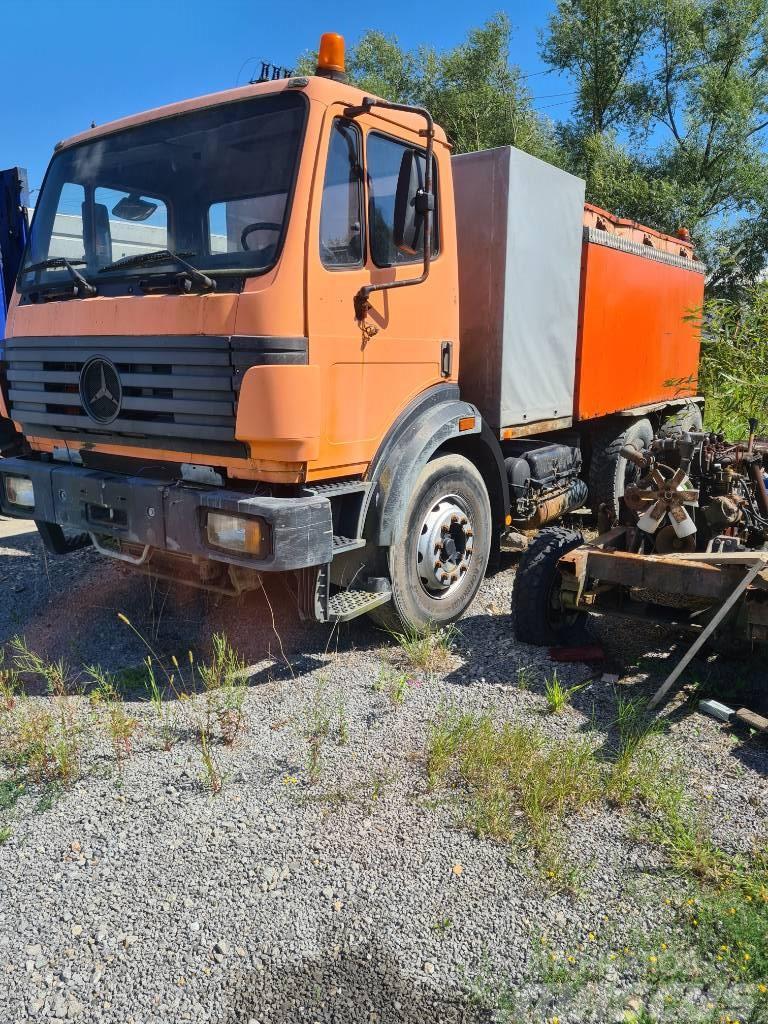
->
[574,548,749,602]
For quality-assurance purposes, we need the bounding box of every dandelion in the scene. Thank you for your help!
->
[649,954,657,964]
[661,943,667,951]
[588,932,596,941]
[758,983,767,993]
[283,775,299,786]
[744,953,751,961]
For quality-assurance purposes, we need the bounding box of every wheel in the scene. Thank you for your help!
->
[369,454,492,630]
[659,402,703,438]
[588,417,653,522]
[512,527,587,646]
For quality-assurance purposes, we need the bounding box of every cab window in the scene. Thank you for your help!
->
[366,132,438,268]
[319,119,363,267]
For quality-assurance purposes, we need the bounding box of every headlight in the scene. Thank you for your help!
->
[4,475,35,510]
[206,512,269,557]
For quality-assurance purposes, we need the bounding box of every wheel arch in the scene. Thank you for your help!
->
[361,385,509,546]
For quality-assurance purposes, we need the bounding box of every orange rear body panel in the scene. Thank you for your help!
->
[575,204,704,421]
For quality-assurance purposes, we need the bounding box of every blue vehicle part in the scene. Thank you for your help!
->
[0,167,30,340]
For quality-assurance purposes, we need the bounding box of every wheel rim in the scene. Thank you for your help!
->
[547,571,580,630]
[416,493,474,600]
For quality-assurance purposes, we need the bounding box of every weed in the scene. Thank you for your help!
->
[426,702,703,892]
[370,772,389,801]
[543,670,584,713]
[199,731,223,794]
[427,706,600,886]
[198,633,248,745]
[300,676,337,785]
[0,779,25,812]
[145,659,177,751]
[337,701,350,746]
[0,655,20,712]
[86,667,139,767]
[374,665,419,707]
[0,824,11,844]
[430,917,453,934]
[387,622,458,673]
[516,663,535,690]
[3,698,81,785]
[9,637,72,697]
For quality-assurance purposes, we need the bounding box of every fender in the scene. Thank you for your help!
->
[361,384,509,545]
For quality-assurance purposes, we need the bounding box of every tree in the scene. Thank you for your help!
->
[544,0,768,292]
[541,0,657,135]
[297,16,559,161]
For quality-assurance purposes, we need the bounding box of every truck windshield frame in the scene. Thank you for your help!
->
[18,91,308,295]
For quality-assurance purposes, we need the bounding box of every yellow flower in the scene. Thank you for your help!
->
[744,952,751,961]
[567,956,575,964]
[661,943,667,951]
[588,932,596,941]
[721,945,729,952]
[282,775,299,786]
[758,983,767,993]
[649,954,657,964]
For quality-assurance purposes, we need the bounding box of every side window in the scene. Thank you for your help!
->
[94,186,168,264]
[43,183,86,261]
[367,133,438,267]
[319,119,363,267]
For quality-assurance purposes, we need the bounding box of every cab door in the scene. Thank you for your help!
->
[306,104,455,479]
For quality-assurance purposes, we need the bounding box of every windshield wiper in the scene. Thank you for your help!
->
[24,257,96,298]
[99,249,215,291]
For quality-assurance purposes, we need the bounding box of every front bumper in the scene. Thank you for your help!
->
[0,458,333,572]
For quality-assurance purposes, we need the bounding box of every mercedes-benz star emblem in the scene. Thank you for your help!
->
[79,357,122,425]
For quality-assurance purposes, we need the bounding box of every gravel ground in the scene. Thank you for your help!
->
[0,520,766,1024]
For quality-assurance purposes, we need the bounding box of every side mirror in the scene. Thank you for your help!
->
[393,149,433,256]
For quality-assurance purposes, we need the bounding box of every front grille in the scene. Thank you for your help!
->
[4,335,308,457]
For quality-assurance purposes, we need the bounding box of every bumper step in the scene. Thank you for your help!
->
[328,587,392,622]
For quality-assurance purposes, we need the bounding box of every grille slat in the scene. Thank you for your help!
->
[5,334,308,457]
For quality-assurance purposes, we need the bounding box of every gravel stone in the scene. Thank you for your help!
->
[0,522,765,1023]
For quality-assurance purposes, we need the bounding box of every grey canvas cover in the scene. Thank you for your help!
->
[452,146,585,431]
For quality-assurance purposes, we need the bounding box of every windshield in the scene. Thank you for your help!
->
[19,91,307,292]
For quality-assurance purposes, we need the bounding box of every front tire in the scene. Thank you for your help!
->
[371,454,492,630]
[512,527,586,645]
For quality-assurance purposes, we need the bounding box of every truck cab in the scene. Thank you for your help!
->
[0,41,504,627]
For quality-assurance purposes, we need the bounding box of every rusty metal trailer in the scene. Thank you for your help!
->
[554,528,768,707]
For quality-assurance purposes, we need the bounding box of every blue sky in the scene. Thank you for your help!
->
[1,0,564,193]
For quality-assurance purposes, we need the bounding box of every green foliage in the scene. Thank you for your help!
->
[541,0,657,134]
[546,0,768,291]
[688,284,768,435]
[299,16,559,162]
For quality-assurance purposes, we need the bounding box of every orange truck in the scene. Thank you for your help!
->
[0,33,705,629]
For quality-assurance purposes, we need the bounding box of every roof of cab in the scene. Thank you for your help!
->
[55,75,449,152]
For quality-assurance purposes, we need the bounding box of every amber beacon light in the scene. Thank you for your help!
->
[316,32,346,79]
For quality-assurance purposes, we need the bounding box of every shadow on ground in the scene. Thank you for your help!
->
[219,935,491,1024]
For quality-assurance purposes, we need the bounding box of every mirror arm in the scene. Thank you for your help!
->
[344,98,434,322]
